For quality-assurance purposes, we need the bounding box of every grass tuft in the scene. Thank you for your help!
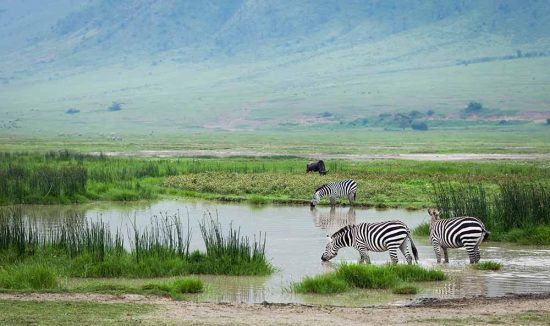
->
[472,261,502,271]
[392,283,418,295]
[290,274,349,294]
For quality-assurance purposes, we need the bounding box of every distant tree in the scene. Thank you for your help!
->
[465,101,483,113]
[65,108,80,114]
[409,110,424,119]
[399,119,411,130]
[461,101,483,118]
[546,118,550,125]
[426,109,435,117]
[411,121,428,131]
[108,101,122,112]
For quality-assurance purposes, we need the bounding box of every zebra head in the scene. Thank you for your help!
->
[428,208,441,221]
[321,236,338,261]
[310,191,321,207]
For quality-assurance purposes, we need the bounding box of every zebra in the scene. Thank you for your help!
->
[427,208,490,264]
[321,220,419,264]
[310,179,357,207]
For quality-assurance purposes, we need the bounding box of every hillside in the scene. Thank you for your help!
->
[0,0,549,137]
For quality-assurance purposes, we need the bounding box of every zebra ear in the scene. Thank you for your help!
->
[326,235,332,242]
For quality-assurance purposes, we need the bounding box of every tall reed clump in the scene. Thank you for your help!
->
[199,214,272,275]
[431,182,550,244]
[0,208,273,278]
[291,263,445,295]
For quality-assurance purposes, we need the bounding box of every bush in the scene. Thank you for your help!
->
[65,108,80,114]
[411,121,428,131]
[108,102,122,112]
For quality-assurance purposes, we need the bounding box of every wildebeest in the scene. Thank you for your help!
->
[306,160,327,175]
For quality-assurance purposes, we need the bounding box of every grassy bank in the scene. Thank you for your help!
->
[1,151,549,209]
[291,263,446,295]
[0,300,157,326]
[0,208,273,291]
[413,182,550,245]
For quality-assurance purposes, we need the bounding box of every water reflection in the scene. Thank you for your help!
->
[310,206,356,235]
[3,200,550,305]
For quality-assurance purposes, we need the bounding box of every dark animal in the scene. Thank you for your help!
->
[306,160,327,175]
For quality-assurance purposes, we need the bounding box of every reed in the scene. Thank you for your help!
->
[0,208,273,277]
[432,181,550,232]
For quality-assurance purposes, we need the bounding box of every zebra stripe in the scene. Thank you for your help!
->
[321,220,418,264]
[310,179,357,207]
[428,209,490,264]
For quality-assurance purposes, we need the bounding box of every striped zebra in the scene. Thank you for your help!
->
[310,179,357,207]
[321,220,419,264]
[428,208,490,264]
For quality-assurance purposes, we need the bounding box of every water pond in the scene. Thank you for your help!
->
[16,200,550,306]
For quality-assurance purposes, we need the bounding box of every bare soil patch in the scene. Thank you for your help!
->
[1,293,549,325]
[90,150,550,161]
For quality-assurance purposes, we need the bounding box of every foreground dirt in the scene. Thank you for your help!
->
[91,150,550,161]
[1,293,549,325]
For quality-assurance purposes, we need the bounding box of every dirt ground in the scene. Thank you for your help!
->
[1,293,549,325]
[91,150,550,161]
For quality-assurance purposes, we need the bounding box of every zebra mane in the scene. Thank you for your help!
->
[314,184,328,193]
[330,224,355,239]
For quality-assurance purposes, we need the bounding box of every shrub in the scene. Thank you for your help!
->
[411,121,428,131]
[65,108,80,114]
[108,102,122,112]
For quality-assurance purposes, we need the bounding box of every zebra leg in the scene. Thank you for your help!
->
[329,197,336,207]
[432,240,442,263]
[443,247,449,263]
[399,239,413,265]
[347,193,354,206]
[465,244,477,264]
[388,246,399,264]
[473,245,481,263]
[357,249,371,264]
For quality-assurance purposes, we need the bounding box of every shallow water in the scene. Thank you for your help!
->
[14,200,550,305]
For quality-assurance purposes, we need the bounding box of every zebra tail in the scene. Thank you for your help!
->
[483,229,491,241]
[409,235,419,263]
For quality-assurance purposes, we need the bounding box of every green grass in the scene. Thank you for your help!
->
[0,264,59,290]
[1,151,549,209]
[472,261,502,271]
[412,222,430,236]
[291,263,445,295]
[0,208,274,278]
[391,283,418,295]
[290,273,349,294]
[0,300,156,326]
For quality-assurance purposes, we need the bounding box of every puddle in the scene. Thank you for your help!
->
[11,200,550,305]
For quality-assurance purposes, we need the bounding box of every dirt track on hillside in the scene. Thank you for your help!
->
[1,293,549,325]
[90,150,550,161]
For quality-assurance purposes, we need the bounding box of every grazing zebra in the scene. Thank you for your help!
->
[310,179,357,207]
[428,208,490,264]
[321,220,419,264]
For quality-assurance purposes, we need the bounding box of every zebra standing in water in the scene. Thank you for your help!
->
[321,220,418,264]
[428,208,490,264]
[310,179,357,207]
